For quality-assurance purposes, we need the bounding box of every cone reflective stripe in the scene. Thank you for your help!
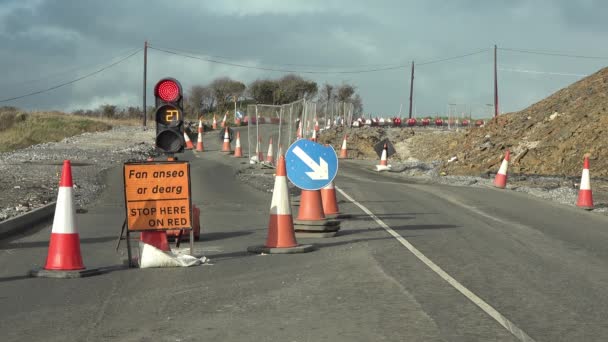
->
[266,137,274,164]
[321,181,340,216]
[212,115,217,130]
[234,131,243,157]
[379,144,388,166]
[184,132,194,150]
[44,160,84,270]
[266,156,298,248]
[221,127,231,152]
[257,137,264,162]
[339,135,348,159]
[576,156,594,209]
[196,122,204,152]
[494,150,510,189]
[221,113,227,128]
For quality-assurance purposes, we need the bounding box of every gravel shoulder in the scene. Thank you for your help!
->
[0,126,156,222]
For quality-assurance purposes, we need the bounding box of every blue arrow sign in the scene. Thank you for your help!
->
[285,139,338,190]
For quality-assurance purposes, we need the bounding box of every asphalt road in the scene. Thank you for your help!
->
[1,125,608,341]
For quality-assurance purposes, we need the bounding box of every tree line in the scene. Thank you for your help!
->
[67,74,363,120]
[185,74,363,118]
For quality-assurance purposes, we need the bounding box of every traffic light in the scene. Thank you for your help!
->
[154,78,184,154]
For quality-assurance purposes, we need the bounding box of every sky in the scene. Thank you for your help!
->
[0,0,607,118]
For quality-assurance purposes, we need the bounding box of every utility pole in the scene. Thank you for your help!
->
[494,44,499,117]
[408,61,415,119]
[143,40,148,127]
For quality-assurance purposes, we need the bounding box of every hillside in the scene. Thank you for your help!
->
[411,66,608,177]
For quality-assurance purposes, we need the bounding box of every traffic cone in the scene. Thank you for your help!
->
[266,137,274,164]
[140,231,170,251]
[221,127,231,153]
[296,190,326,221]
[494,150,510,189]
[339,135,348,159]
[576,155,594,209]
[221,113,227,128]
[314,119,319,132]
[257,137,264,162]
[277,144,283,157]
[379,144,388,166]
[234,131,243,158]
[43,160,84,271]
[310,129,317,143]
[297,121,302,139]
[184,131,194,150]
[247,156,314,254]
[212,115,217,130]
[195,121,204,152]
[321,181,340,218]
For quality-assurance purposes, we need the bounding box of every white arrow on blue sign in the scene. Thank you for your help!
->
[285,139,338,190]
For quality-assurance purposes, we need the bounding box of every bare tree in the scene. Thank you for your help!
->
[185,85,214,118]
[210,77,246,113]
[248,79,279,104]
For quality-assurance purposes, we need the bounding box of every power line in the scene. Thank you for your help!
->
[499,47,608,60]
[0,47,142,88]
[149,45,492,74]
[418,48,491,66]
[499,67,588,77]
[0,49,142,103]
[147,44,401,69]
[148,46,408,74]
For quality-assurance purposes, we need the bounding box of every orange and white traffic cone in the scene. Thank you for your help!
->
[221,113,227,128]
[247,155,313,254]
[376,143,391,171]
[277,144,283,157]
[494,150,510,189]
[44,160,85,271]
[257,137,264,162]
[297,121,302,139]
[212,115,217,130]
[195,120,204,152]
[314,119,319,132]
[321,181,340,218]
[310,129,317,143]
[234,131,243,158]
[184,131,194,150]
[296,190,326,221]
[221,127,231,153]
[339,135,348,159]
[266,137,274,164]
[576,155,594,209]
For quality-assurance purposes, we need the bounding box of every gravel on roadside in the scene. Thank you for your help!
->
[0,126,156,222]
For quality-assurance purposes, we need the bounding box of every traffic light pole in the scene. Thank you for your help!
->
[143,40,148,127]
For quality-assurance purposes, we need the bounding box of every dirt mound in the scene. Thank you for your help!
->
[419,66,608,177]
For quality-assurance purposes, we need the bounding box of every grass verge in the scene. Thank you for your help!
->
[0,111,112,152]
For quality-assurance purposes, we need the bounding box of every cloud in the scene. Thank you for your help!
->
[1,0,607,117]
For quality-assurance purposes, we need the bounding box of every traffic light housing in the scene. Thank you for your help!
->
[154,78,184,154]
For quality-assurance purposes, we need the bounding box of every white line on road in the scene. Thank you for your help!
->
[335,186,537,342]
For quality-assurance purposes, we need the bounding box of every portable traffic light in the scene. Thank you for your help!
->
[154,78,184,154]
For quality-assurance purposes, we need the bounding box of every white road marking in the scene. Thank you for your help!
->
[336,186,536,342]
